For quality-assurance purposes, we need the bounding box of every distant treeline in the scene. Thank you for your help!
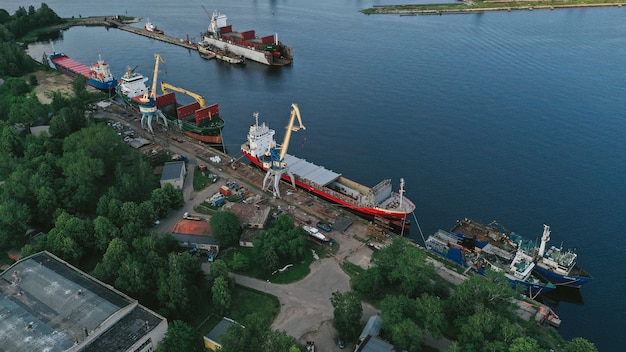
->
[0,3,62,76]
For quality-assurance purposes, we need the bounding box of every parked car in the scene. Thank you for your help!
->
[336,336,345,349]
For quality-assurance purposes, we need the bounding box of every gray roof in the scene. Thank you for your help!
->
[206,317,240,346]
[284,153,341,187]
[359,315,383,341]
[161,161,185,181]
[357,336,394,352]
[0,251,165,352]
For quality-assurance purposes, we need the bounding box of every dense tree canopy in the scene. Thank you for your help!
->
[330,290,363,341]
[210,210,241,247]
[253,214,307,273]
[157,320,204,352]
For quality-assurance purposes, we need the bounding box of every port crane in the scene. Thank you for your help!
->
[160,82,206,108]
[262,103,305,198]
[139,54,168,133]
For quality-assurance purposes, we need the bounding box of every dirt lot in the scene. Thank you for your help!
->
[29,71,75,104]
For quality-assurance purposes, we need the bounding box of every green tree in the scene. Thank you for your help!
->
[219,313,271,352]
[263,329,300,351]
[210,211,241,247]
[564,338,598,352]
[0,198,30,248]
[157,320,204,352]
[231,252,249,271]
[92,215,119,252]
[509,337,544,352]
[212,275,231,316]
[389,318,423,352]
[414,294,445,339]
[330,291,363,341]
[1,125,23,157]
[252,214,307,272]
[94,238,129,282]
[157,252,203,319]
[45,211,94,262]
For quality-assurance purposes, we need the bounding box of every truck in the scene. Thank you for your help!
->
[183,212,203,221]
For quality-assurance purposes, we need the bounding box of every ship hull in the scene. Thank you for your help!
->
[183,131,222,144]
[242,151,412,222]
[49,53,117,92]
[532,265,592,288]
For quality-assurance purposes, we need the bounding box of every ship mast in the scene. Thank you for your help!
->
[399,178,405,208]
[538,224,551,257]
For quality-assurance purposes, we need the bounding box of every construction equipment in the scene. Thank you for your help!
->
[139,54,168,133]
[160,82,206,108]
[262,103,305,198]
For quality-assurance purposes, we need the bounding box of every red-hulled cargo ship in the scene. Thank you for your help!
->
[241,107,415,224]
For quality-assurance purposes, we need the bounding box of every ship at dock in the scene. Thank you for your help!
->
[133,54,225,146]
[48,53,118,92]
[425,229,556,299]
[241,104,415,224]
[451,218,592,288]
[144,19,164,35]
[199,9,292,66]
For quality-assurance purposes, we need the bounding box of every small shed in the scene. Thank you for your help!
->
[203,317,242,351]
[160,161,186,190]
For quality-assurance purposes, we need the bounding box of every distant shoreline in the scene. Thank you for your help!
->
[362,1,626,15]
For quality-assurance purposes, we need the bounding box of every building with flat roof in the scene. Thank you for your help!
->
[160,161,186,190]
[223,202,271,229]
[0,251,167,352]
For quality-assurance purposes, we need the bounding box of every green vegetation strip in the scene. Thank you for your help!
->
[362,0,626,14]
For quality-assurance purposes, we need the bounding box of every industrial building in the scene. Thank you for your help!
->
[160,160,186,190]
[0,251,168,352]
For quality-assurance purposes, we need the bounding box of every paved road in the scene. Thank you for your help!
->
[231,258,379,352]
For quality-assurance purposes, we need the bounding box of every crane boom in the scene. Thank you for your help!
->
[261,104,305,198]
[160,82,206,108]
[279,103,305,161]
[141,54,165,102]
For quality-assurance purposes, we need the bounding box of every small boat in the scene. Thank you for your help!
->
[198,42,245,65]
[144,19,164,35]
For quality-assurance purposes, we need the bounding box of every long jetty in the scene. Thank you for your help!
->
[56,16,199,51]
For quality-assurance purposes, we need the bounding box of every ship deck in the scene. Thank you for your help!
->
[52,56,92,77]
[284,154,341,187]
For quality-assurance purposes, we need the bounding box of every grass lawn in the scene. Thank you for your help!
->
[193,166,216,191]
[196,284,280,337]
[219,239,337,284]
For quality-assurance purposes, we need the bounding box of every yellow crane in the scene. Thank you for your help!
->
[160,82,206,108]
[262,103,305,198]
[139,54,167,133]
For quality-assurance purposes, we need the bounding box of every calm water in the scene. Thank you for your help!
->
[7,0,626,349]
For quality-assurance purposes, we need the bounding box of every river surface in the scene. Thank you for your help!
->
[5,0,626,349]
